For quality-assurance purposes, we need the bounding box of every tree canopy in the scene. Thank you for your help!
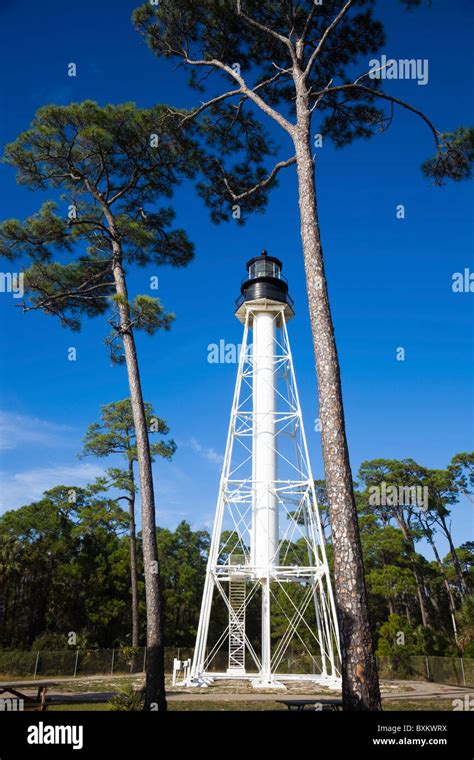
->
[0,101,196,339]
[0,452,470,656]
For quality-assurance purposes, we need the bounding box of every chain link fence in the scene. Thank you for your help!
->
[377,655,474,686]
[0,648,146,679]
[0,649,472,687]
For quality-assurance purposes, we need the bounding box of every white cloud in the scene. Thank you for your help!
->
[0,463,103,512]
[0,411,75,452]
[0,459,196,523]
[187,438,224,466]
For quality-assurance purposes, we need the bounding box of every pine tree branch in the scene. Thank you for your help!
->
[19,280,115,312]
[115,495,134,504]
[217,155,296,202]
[66,218,111,234]
[177,52,295,136]
[167,88,243,126]
[298,3,318,55]
[96,146,111,199]
[109,167,139,205]
[20,264,115,313]
[169,66,292,128]
[255,66,294,92]
[235,0,297,63]
[304,0,354,78]
[310,78,334,112]
[318,83,441,149]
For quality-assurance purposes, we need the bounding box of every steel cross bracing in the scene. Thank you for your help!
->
[188,304,341,688]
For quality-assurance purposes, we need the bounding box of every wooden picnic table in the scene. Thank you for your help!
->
[276,698,343,712]
[0,680,58,711]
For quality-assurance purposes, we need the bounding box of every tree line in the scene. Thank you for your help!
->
[1,436,472,659]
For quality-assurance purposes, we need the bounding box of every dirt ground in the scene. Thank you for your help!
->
[0,672,471,709]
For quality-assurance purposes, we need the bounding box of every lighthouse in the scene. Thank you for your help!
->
[242,252,293,575]
[188,251,341,689]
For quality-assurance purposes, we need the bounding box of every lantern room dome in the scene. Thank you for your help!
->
[236,250,294,313]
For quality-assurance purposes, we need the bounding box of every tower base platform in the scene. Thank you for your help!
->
[185,673,342,691]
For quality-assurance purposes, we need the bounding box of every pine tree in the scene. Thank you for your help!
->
[81,399,176,651]
[0,101,197,710]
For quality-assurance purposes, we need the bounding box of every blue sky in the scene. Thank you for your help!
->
[0,0,472,559]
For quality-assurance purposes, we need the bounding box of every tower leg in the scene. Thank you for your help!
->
[261,579,271,683]
[251,579,285,689]
[189,570,214,683]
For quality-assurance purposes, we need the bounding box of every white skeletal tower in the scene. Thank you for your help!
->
[189,251,341,689]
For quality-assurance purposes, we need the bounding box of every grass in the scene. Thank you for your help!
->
[384,699,455,712]
[47,698,456,712]
[36,675,145,694]
[49,703,111,711]
[169,700,286,711]
[50,700,285,711]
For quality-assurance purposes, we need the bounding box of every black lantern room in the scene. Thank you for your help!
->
[236,250,294,312]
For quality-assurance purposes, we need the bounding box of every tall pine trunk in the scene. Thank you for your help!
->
[293,80,381,711]
[396,519,430,628]
[410,556,430,628]
[382,553,396,616]
[425,529,458,640]
[128,460,140,651]
[112,246,166,711]
[438,513,468,596]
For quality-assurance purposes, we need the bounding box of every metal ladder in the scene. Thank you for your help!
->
[227,579,246,673]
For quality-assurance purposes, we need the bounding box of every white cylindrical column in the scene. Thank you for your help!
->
[251,310,279,573]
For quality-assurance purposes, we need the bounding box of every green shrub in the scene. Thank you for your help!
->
[0,650,37,677]
[109,685,144,711]
[376,615,425,656]
[30,633,70,651]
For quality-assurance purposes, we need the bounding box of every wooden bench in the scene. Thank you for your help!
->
[0,683,51,712]
[276,698,343,712]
